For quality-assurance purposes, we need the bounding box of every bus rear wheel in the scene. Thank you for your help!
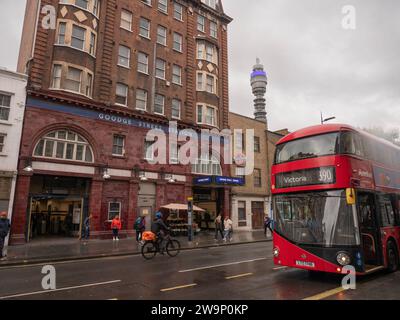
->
[386,241,399,273]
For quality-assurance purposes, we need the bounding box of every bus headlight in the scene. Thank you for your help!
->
[336,252,351,266]
[273,247,280,258]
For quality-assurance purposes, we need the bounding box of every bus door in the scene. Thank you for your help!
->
[357,192,381,267]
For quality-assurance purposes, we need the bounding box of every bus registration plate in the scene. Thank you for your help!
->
[296,261,315,268]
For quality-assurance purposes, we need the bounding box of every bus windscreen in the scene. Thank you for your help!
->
[275,132,340,164]
[273,190,358,247]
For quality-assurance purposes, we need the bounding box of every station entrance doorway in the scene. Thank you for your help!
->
[27,175,90,242]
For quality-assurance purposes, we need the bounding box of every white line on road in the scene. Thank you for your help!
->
[0,280,122,300]
[0,255,142,270]
[179,257,269,273]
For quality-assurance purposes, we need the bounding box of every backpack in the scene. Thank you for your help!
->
[134,217,142,230]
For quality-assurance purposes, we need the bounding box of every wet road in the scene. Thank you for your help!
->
[0,242,399,300]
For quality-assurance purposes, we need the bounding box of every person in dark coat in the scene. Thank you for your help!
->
[0,211,11,260]
[214,214,224,240]
[82,214,92,240]
[151,212,170,254]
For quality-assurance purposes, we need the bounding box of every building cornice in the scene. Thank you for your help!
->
[27,89,218,133]
[0,68,28,82]
[188,0,233,24]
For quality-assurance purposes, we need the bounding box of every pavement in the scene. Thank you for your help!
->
[0,230,272,267]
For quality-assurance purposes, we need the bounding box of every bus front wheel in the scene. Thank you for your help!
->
[386,241,399,273]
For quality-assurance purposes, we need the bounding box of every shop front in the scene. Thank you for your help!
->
[27,175,90,241]
[192,176,243,230]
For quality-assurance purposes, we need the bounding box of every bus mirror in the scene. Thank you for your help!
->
[346,188,356,205]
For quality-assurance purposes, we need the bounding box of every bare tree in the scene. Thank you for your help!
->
[362,127,400,146]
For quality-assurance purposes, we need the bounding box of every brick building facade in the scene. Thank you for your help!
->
[13,0,232,244]
[229,112,288,231]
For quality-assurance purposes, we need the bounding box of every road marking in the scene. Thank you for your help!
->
[303,287,347,300]
[273,266,288,271]
[0,254,142,270]
[179,257,269,273]
[160,283,198,292]
[225,273,253,280]
[0,280,122,300]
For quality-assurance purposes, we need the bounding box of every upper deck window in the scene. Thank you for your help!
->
[340,131,364,157]
[275,132,339,164]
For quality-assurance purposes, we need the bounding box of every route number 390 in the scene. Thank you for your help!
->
[319,169,333,183]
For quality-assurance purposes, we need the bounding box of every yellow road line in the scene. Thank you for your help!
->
[273,266,288,271]
[160,283,198,292]
[225,273,253,280]
[303,287,347,300]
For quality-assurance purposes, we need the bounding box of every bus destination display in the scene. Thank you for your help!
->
[276,167,336,188]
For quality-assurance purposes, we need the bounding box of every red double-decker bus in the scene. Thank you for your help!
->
[271,124,400,275]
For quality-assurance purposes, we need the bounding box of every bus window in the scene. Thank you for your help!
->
[340,131,364,157]
[378,195,396,227]
[358,194,376,228]
[379,199,390,227]
[386,203,395,225]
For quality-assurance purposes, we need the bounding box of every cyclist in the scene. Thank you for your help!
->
[151,212,170,255]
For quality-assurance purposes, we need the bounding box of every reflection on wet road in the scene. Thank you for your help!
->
[0,242,398,300]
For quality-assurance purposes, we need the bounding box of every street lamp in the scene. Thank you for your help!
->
[320,112,336,125]
[23,159,34,172]
[102,167,111,180]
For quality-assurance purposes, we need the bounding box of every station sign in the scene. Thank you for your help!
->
[193,176,245,186]
[193,177,213,185]
[215,176,245,186]
[276,167,336,189]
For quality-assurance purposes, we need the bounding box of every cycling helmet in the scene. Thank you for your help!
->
[155,212,163,219]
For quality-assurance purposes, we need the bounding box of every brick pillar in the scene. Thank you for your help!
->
[10,174,32,245]
[155,182,167,210]
[89,178,103,236]
[184,183,193,201]
[223,187,231,218]
[127,180,139,236]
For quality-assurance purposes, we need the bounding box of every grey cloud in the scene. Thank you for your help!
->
[224,0,400,131]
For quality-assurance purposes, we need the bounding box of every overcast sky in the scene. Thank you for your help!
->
[1,0,399,132]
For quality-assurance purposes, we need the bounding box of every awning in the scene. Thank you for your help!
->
[161,203,205,212]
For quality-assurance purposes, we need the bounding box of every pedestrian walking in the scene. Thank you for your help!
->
[111,215,122,241]
[264,214,272,237]
[214,214,224,240]
[223,216,233,242]
[0,211,11,260]
[82,214,92,240]
[134,215,146,242]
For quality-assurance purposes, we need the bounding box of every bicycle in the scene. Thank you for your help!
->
[141,232,181,260]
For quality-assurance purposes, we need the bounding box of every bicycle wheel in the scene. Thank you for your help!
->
[142,241,157,260]
[166,239,181,257]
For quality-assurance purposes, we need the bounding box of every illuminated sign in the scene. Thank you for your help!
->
[215,176,245,186]
[193,176,245,186]
[193,177,213,185]
[276,167,336,189]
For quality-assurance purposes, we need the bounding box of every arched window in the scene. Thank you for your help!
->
[192,152,222,176]
[33,130,94,163]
